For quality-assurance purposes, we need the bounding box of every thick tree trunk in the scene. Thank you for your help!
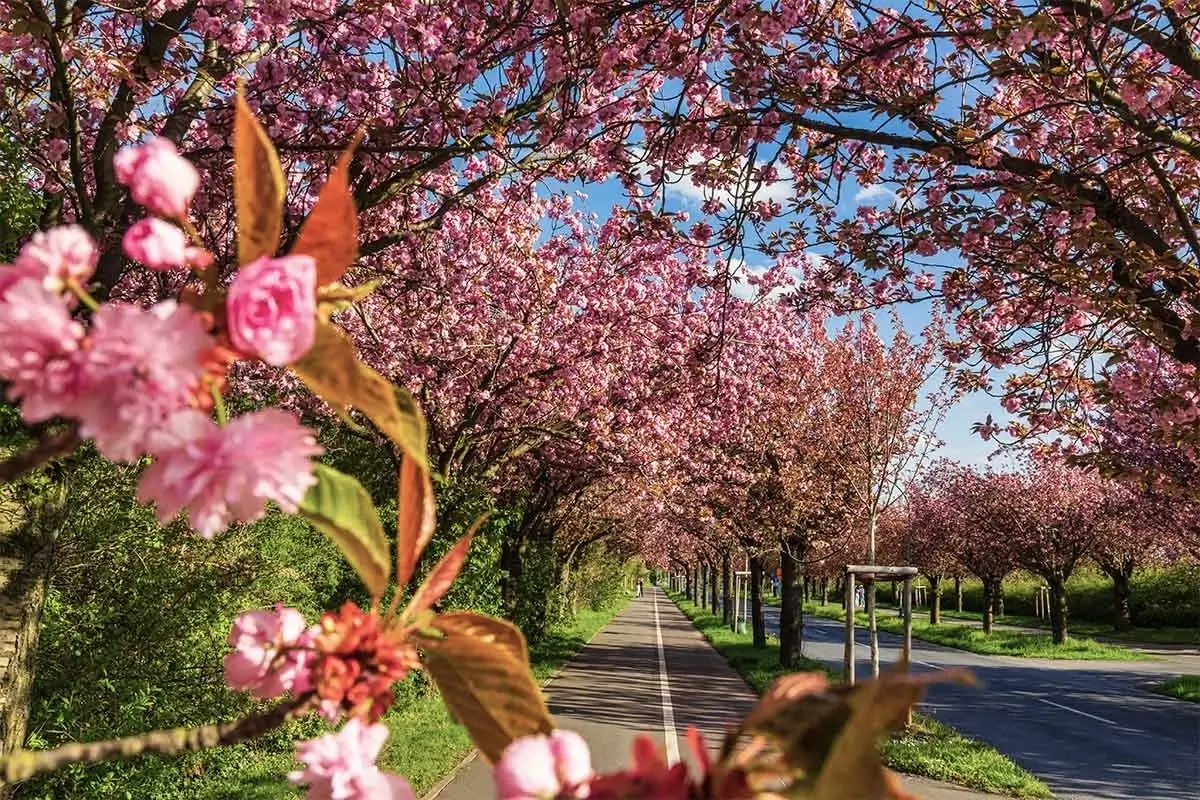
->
[779,539,805,668]
[750,554,766,649]
[1048,575,1069,644]
[929,574,942,625]
[992,583,1005,618]
[981,580,994,634]
[499,527,526,621]
[955,575,963,612]
[1109,567,1134,631]
[722,551,733,626]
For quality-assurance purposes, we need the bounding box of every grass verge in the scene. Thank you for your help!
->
[803,601,1150,661]
[667,592,1053,799]
[1153,675,1200,703]
[894,606,1198,647]
[381,603,629,795]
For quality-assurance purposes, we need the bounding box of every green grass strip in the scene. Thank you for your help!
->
[668,591,1053,799]
[1153,674,1200,703]
[802,601,1150,661]
[894,606,1198,647]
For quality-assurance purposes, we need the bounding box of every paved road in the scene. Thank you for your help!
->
[429,589,993,800]
[761,607,1200,800]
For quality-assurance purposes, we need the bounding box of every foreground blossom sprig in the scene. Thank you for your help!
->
[225,605,319,699]
[137,408,323,537]
[495,729,594,800]
[227,254,318,366]
[289,718,415,800]
[114,137,200,219]
[310,602,417,724]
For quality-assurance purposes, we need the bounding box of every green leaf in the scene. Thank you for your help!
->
[299,463,391,599]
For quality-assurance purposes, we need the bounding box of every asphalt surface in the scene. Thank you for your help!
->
[760,605,1200,800]
[428,588,992,800]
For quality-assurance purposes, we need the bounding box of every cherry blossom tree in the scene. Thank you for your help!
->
[813,313,950,676]
[933,464,1020,635]
[1006,459,1108,643]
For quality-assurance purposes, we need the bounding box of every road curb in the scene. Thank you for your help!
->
[418,598,634,800]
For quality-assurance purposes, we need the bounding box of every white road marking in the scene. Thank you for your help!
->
[652,589,681,764]
[1015,692,1119,726]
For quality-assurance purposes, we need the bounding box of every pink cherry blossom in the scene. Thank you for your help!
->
[226,254,317,366]
[224,605,317,698]
[113,137,199,219]
[0,278,85,422]
[136,408,322,537]
[289,718,415,800]
[13,224,98,291]
[122,217,198,270]
[0,261,47,301]
[494,730,593,800]
[72,301,214,462]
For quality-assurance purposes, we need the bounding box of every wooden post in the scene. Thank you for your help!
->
[732,573,740,633]
[844,571,856,685]
[903,575,914,727]
[902,576,914,663]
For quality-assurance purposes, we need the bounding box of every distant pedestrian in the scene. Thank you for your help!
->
[636,578,644,597]
[854,584,865,610]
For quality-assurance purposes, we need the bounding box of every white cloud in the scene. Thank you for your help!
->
[854,184,898,207]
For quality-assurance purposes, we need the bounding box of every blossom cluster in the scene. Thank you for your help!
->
[225,604,419,800]
[0,138,322,537]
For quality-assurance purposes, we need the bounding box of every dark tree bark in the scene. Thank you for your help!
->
[750,553,766,648]
[499,527,526,621]
[981,580,995,634]
[722,551,733,625]
[710,560,719,614]
[929,574,943,625]
[1099,562,1136,631]
[819,579,828,605]
[1048,574,1069,644]
[778,535,807,668]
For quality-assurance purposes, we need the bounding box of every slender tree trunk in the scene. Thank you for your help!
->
[722,551,733,626]
[1048,575,1069,644]
[709,561,719,614]
[929,574,942,625]
[1108,566,1134,631]
[981,580,994,634]
[820,579,828,605]
[955,575,963,612]
[750,553,766,649]
[779,537,806,668]
[866,512,880,679]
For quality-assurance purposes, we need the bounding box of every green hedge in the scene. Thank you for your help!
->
[951,567,1200,628]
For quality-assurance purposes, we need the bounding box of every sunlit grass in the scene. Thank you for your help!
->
[804,602,1150,661]
[1154,675,1200,703]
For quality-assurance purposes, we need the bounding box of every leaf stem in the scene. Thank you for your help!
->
[67,280,100,311]
[212,384,229,425]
